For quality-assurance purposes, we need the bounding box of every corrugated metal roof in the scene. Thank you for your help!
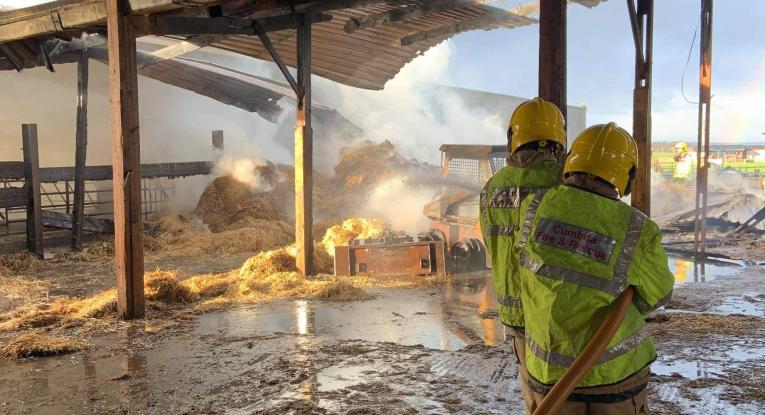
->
[175,2,536,90]
[0,0,606,91]
[0,0,539,90]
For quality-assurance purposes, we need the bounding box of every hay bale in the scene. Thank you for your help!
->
[312,281,371,301]
[85,241,115,258]
[195,176,286,232]
[0,253,42,275]
[0,307,60,332]
[144,270,199,304]
[50,290,118,319]
[182,273,236,298]
[239,248,297,280]
[1,333,86,359]
[312,242,334,274]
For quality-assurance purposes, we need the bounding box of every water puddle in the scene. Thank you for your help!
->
[196,273,505,351]
[668,256,744,284]
[712,292,764,316]
[654,340,765,380]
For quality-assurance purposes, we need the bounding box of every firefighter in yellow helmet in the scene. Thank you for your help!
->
[673,141,694,180]
[513,123,674,414]
[479,97,566,388]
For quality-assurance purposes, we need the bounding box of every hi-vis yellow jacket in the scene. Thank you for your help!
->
[479,160,561,328]
[516,185,674,387]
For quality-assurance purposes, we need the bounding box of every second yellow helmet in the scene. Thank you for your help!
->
[563,123,638,196]
[508,97,566,154]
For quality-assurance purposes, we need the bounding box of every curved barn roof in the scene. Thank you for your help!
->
[0,0,604,90]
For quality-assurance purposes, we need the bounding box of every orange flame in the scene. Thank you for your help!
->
[321,218,384,257]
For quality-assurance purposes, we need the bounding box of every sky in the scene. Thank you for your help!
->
[0,0,763,166]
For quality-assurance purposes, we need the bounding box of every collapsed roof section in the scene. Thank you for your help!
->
[0,0,604,90]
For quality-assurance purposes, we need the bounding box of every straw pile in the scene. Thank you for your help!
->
[0,333,86,358]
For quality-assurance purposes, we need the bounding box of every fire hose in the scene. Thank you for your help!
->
[532,286,635,415]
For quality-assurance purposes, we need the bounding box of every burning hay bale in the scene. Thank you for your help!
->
[322,218,384,256]
[0,333,86,359]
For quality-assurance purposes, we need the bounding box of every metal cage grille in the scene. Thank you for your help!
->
[447,158,481,183]
[490,153,508,174]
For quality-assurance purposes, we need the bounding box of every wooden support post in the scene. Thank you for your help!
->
[212,130,224,153]
[72,53,89,251]
[107,0,145,319]
[539,0,567,122]
[629,0,653,215]
[22,124,43,259]
[295,13,313,276]
[694,0,713,263]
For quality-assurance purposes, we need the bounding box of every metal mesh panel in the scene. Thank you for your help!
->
[490,153,507,174]
[447,158,480,183]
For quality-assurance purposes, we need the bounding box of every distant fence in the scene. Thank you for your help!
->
[0,125,223,256]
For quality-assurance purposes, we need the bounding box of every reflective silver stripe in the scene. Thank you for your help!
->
[633,294,652,314]
[612,211,646,291]
[634,291,672,314]
[526,335,575,367]
[526,327,650,367]
[597,327,649,363]
[497,295,521,308]
[487,225,515,236]
[520,252,622,296]
[518,190,546,249]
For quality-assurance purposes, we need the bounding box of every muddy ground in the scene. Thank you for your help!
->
[0,253,763,414]
[0,221,765,415]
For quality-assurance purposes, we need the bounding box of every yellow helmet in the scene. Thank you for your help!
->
[508,97,566,154]
[563,123,638,196]
[674,141,688,153]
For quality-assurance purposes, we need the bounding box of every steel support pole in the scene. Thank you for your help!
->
[539,0,567,123]
[629,0,653,215]
[694,0,713,269]
[295,14,314,276]
[107,0,145,319]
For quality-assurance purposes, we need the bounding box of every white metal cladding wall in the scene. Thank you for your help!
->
[426,84,587,148]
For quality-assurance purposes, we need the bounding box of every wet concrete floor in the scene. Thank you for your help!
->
[1,268,764,414]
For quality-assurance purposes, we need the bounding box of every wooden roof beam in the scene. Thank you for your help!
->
[344,0,477,33]
[400,6,536,46]
[135,12,332,36]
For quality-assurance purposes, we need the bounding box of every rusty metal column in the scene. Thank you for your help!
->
[295,13,314,276]
[628,0,654,215]
[107,0,145,319]
[694,0,713,265]
[72,53,89,251]
[539,0,567,122]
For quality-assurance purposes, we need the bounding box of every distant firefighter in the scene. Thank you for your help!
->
[672,141,694,180]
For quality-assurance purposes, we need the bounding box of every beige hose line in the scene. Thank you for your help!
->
[532,286,635,415]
